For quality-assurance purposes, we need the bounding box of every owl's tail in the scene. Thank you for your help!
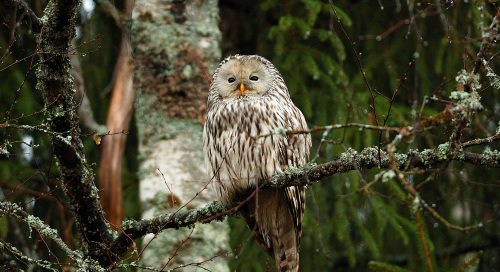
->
[270,214,300,272]
[240,189,301,272]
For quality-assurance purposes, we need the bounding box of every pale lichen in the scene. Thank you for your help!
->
[338,147,358,168]
[375,169,396,183]
[120,219,136,230]
[0,140,11,158]
[412,196,421,212]
[451,69,483,112]
[395,153,409,167]
[481,149,500,168]
[390,134,404,151]
[455,69,481,90]
[0,202,104,270]
[359,146,385,167]
[418,148,435,167]
[482,59,500,89]
[0,242,58,271]
[437,142,451,160]
[271,127,288,136]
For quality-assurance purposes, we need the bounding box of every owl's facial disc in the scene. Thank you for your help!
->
[216,58,272,99]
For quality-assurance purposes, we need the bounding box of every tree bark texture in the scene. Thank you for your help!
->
[34,0,114,265]
[131,0,230,270]
[98,0,134,228]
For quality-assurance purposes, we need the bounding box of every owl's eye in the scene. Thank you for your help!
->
[250,76,259,81]
[228,77,236,83]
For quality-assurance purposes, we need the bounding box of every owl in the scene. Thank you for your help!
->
[203,55,311,272]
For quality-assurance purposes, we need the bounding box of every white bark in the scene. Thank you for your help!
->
[132,0,230,270]
[137,118,229,271]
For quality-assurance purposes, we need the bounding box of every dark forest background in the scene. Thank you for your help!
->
[1,0,499,271]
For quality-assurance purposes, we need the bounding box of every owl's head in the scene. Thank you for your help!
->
[210,55,276,100]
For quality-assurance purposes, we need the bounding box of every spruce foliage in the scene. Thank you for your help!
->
[223,1,500,271]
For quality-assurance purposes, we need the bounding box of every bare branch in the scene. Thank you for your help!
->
[7,0,43,33]
[69,41,106,133]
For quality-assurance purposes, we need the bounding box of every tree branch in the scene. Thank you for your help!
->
[69,41,106,134]
[108,145,500,258]
[474,8,500,74]
[0,202,92,269]
[98,0,134,229]
[270,145,500,187]
[7,0,43,33]
[34,0,114,267]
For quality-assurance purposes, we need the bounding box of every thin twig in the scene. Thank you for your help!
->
[415,212,434,272]
[6,0,43,32]
[460,133,500,148]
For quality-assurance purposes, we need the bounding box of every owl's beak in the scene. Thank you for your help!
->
[239,83,245,94]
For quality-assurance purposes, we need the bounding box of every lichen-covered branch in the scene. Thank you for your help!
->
[0,202,107,271]
[34,0,114,266]
[108,144,499,255]
[474,8,500,73]
[109,202,226,259]
[270,145,500,187]
[0,241,58,272]
[0,249,20,272]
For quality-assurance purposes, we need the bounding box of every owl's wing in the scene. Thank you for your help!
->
[282,104,311,246]
[284,186,305,246]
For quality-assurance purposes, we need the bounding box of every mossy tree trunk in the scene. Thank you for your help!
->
[131,0,230,270]
[34,0,114,265]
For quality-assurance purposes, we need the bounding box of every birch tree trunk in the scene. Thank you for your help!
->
[131,0,230,270]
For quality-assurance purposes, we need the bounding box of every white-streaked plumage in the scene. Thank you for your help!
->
[203,55,311,272]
